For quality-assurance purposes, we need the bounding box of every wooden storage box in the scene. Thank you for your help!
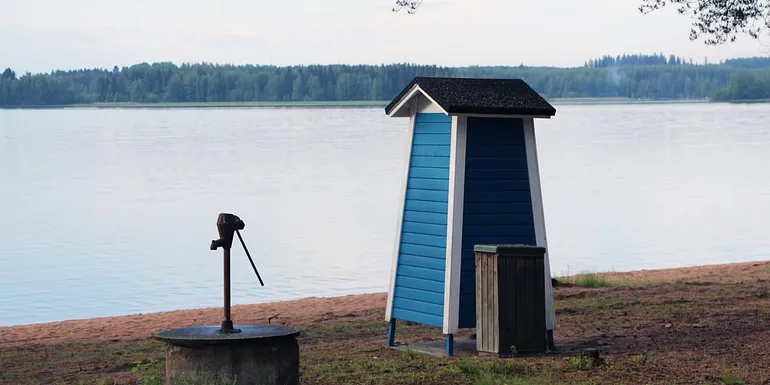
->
[474,244,547,357]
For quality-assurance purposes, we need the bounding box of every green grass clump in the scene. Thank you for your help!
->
[559,273,616,288]
[721,370,748,385]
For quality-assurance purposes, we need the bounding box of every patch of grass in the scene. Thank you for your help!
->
[630,354,647,364]
[403,346,421,362]
[306,321,351,336]
[560,296,641,313]
[555,271,645,288]
[166,374,239,385]
[569,355,607,371]
[453,357,549,385]
[131,359,163,385]
[721,371,747,385]
[304,320,383,338]
[304,349,549,385]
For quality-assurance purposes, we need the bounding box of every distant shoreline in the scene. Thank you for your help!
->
[0,97,729,110]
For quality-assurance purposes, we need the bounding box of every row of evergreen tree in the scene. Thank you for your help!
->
[1,54,770,106]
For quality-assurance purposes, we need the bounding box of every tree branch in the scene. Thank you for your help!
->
[392,0,423,14]
[394,0,770,44]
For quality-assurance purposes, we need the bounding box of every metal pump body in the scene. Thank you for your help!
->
[210,213,264,334]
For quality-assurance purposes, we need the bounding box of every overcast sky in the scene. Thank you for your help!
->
[2,0,769,73]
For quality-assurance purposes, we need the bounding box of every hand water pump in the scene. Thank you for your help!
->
[209,213,264,334]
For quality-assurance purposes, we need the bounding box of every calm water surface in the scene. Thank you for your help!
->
[1,103,769,326]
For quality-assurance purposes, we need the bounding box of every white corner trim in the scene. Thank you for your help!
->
[387,86,448,117]
[385,103,418,321]
[523,118,557,331]
[443,115,467,334]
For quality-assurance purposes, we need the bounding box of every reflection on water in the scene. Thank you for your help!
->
[1,103,769,326]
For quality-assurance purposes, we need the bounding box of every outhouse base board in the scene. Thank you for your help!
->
[389,339,476,358]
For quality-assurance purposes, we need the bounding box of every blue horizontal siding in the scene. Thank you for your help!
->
[398,265,445,282]
[458,117,537,330]
[398,253,446,270]
[407,178,449,191]
[410,156,450,169]
[392,112,451,328]
[395,275,445,294]
[395,287,444,305]
[392,308,443,328]
[401,232,447,248]
[402,221,447,236]
[413,133,452,145]
[399,243,446,259]
[393,297,444,316]
[403,210,448,225]
[404,200,448,214]
[409,167,451,180]
[411,122,452,134]
[412,145,451,157]
[406,189,449,203]
[415,113,452,123]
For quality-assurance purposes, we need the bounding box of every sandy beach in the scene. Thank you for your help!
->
[1,260,769,384]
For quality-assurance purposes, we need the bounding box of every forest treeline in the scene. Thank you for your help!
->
[1,54,770,106]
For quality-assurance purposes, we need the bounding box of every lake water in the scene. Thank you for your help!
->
[1,103,769,326]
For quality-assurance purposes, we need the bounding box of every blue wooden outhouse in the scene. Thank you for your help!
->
[384,77,557,356]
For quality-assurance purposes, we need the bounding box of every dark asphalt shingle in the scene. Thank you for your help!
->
[385,77,556,117]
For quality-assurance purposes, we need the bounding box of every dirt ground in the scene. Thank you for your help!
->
[1,260,769,385]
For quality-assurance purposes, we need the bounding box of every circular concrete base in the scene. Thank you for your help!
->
[153,325,301,385]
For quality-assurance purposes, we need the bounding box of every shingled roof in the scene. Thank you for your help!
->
[385,77,556,118]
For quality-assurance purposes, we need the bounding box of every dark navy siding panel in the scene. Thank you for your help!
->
[464,191,533,203]
[458,117,537,329]
[463,214,534,226]
[465,169,530,181]
[463,202,533,214]
[463,180,531,192]
[392,112,451,327]
[466,145,528,158]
